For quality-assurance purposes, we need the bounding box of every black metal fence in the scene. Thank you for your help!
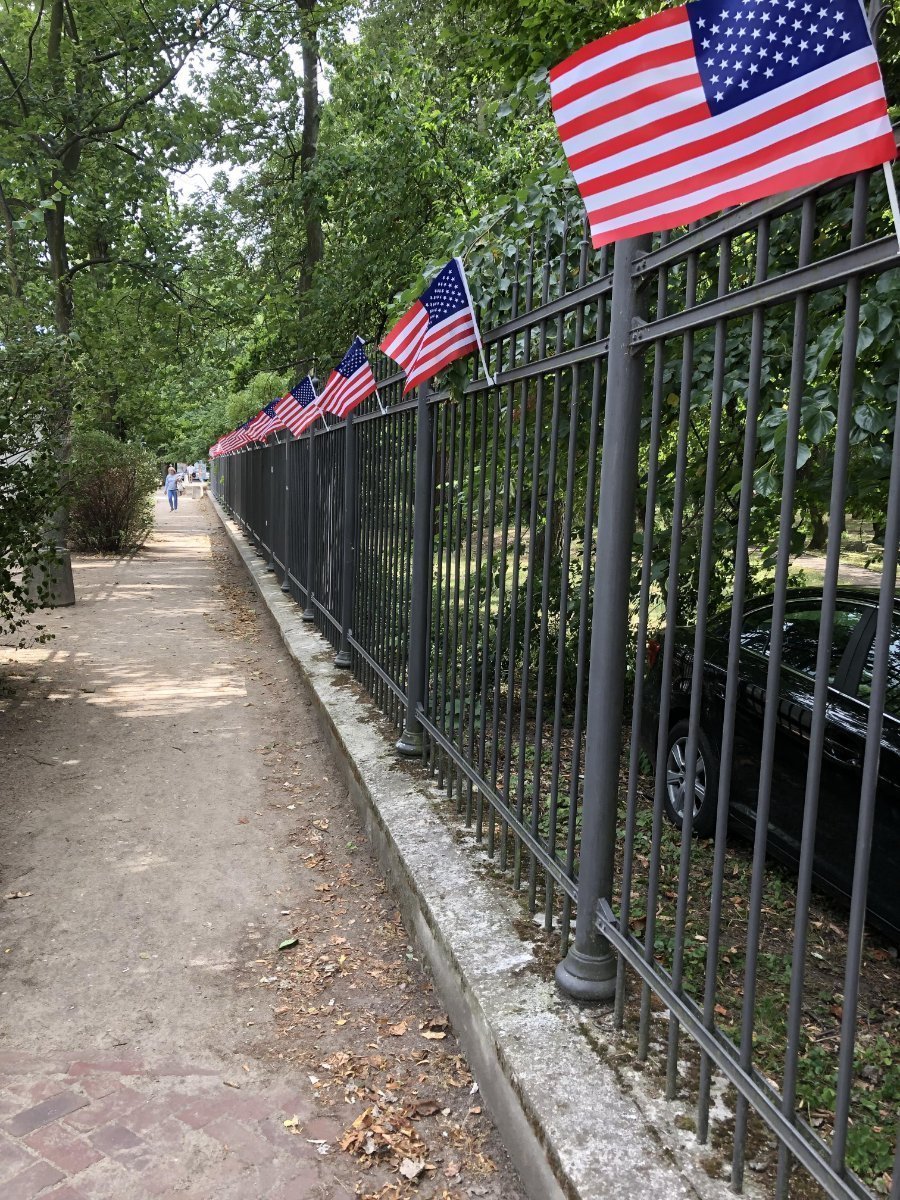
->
[212,148,900,1200]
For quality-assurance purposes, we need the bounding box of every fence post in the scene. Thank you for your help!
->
[301,431,317,622]
[396,382,434,757]
[556,235,650,1001]
[334,414,358,667]
[265,442,276,572]
[281,437,292,593]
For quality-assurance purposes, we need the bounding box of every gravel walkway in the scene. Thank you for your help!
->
[0,493,524,1200]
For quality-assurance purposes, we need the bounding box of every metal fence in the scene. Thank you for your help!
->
[212,148,900,1200]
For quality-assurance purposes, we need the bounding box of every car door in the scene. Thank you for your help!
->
[820,610,900,939]
[729,598,870,863]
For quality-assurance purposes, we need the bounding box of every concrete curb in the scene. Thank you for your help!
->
[210,495,726,1200]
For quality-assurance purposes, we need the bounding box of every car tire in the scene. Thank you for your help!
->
[663,719,720,837]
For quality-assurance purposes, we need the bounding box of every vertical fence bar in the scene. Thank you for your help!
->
[556,235,649,1000]
[397,382,434,757]
[335,414,357,668]
[265,441,277,572]
[302,432,317,621]
[281,436,292,593]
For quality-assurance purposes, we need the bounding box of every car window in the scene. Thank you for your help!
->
[741,612,771,655]
[857,619,900,719]
[741,603,864,681]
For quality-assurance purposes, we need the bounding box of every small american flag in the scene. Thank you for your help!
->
[319,337,378,418]
[232,420,253,450]
[550,0,895,248]
[247,401,281,443]
[380,258,485,394]
[277,377,323,436]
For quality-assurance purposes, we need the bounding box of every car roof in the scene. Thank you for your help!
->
[741,585,890,612]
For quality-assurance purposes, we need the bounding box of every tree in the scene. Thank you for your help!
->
[0,0,230,602]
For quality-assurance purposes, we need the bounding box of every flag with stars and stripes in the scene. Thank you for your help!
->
[319,338,378,418]
[231,421,253,451]
[247,401,282,443]
[379,258,485,394]
[550,0,895,248]
[277,376,324,437]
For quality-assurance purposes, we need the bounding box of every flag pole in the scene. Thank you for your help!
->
[375,389,386,415]
[882,162,900,254]
[863,0,900,252]
[455,256,495,388]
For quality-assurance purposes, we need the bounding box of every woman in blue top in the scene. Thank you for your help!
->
[164,465,179,511]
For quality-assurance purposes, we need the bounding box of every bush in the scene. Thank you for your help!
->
[68,430,158,553]
[0,329,65,640]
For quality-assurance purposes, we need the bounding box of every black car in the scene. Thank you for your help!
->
[641,587,900,942]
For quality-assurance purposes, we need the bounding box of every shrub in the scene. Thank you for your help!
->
[68,430,158,553]
[0,329,65,640]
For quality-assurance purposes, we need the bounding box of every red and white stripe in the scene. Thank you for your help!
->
[380,302,429,379]
[550,7,896,247]
[380,261,481,394]
[319,365,377,419]
[275,391,324,437]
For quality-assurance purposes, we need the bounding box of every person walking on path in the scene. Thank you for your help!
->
[164,464,179,511]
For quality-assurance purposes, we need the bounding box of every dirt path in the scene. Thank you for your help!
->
[0,493,525,1199]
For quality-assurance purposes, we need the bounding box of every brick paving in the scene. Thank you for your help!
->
[0,1052,349,1199]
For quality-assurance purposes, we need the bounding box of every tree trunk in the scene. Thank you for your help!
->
[807,503,829,552]
[297,0,323,301]
[39,195,77,604]
[0,182,23,299]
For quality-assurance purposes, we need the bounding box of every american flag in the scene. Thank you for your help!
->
[247,401,282,443]
[277,377,323,436]
[380,258,484,394]
[226,420,252,451]
[319,337,378,418]
[550,0,895,248]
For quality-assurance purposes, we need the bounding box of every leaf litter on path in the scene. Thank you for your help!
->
[211,523,524,1200]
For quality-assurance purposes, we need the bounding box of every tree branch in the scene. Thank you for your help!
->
[0,49,30,116]
[0,0,44,111]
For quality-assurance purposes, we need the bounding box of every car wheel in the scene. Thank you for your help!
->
[663,719,720,837]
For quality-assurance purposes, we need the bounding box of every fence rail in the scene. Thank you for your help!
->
[213,148,900,1200]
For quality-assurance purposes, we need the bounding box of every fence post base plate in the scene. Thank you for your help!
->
[334,649,352,669]
[395,730,424,758]
[555,947,616,1002]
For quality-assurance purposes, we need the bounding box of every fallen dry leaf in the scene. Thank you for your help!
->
[388,1021,408,1037]
[398,1157,426,1181]
[406,1099,441,1118]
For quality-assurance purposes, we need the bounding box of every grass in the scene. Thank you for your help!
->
[611,783,900,1196]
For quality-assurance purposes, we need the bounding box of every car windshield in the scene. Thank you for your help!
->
[740,602,865,682]
[857,618,900,718]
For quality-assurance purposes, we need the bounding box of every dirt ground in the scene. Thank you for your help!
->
[0,491,526,1199]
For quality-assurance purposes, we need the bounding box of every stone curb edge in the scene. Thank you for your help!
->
[210,494,725,1200]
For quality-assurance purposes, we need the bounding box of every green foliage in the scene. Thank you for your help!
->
[67,430,159,554]
[0,325,64,640]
